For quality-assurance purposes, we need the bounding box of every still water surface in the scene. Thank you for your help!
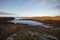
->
[10,19,51,28]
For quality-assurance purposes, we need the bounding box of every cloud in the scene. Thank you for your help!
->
[0,12,15,15]
[49,0,60,9]
[51,4,60,9]
[25,0,37,6]
[30,0,60,9]
[25,0,48,8]
[0,12,9,15]
[27,0,49,8]
[33,0,49,9]
[39,0,48,7]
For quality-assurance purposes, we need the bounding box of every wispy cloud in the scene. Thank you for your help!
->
[49,0,60,9]
[39,0,48,7]
[25,0,60,9]
[27,0,36,5]
[0,12,12,15]
[24,0,49,9]
[50,3,60,9]
[25,0,37,7]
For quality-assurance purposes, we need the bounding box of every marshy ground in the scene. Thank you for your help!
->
[0,17,60,40]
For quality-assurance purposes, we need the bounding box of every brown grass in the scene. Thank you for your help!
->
[0,24,60,40]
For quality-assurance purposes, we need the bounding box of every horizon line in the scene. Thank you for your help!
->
[0,15,60,17]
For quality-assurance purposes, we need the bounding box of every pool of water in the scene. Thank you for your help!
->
[9,19,51,28]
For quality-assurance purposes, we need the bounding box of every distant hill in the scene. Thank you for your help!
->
[0,17,14,21]
[28,16,60,20]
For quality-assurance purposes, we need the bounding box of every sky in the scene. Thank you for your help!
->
[0,0,60,17]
